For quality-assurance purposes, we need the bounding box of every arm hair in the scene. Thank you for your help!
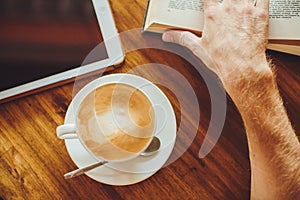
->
[229,61,300,200]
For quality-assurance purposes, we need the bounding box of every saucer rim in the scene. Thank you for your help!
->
[63,73,176,185]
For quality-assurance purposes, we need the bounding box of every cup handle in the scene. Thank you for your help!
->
[56,124,78,139]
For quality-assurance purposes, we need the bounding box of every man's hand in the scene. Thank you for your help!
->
[163,1,300,199]
[162,0,271,97]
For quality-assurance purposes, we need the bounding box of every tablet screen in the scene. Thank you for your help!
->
[0,0,108,92]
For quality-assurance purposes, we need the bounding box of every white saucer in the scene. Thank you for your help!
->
[63,73,176,186]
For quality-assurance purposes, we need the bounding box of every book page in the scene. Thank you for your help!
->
[267,43,300,56]
[269,0,300,40]
[144,0,299,41]
[144,0,159,30]
[154,0,204,31]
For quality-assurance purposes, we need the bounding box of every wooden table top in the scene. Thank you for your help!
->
[1,0,299,199]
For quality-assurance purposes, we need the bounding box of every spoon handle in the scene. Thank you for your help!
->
[64,161,108,179]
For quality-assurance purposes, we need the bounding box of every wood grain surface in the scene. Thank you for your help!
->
[1,0,299,199]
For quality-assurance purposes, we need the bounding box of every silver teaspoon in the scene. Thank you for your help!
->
[64,136,161,179]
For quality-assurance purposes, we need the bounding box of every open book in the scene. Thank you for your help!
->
[143,0,300,56]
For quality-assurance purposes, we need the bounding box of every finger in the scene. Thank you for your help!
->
[162,31,200,50]
[243,0,254,4]
[223,0,248,5]
[222,0,232,5]
[203,0,219,9]
[255,0,269,10]
[162,31,219,76]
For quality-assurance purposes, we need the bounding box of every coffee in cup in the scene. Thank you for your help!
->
[57,82,156,162]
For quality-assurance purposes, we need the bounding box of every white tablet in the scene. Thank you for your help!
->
[0,0,124,103]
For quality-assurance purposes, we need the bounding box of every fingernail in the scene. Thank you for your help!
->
[162,32,173,42]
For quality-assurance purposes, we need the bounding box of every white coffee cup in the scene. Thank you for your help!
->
[57,75,159,163]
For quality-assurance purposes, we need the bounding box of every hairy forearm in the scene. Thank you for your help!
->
[226,61,300,199]
[161,1,299,195]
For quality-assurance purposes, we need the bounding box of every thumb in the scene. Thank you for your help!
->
[163,30,220,77]
[162,31,200,51]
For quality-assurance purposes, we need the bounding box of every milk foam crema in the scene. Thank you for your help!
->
[77,83,155,161]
